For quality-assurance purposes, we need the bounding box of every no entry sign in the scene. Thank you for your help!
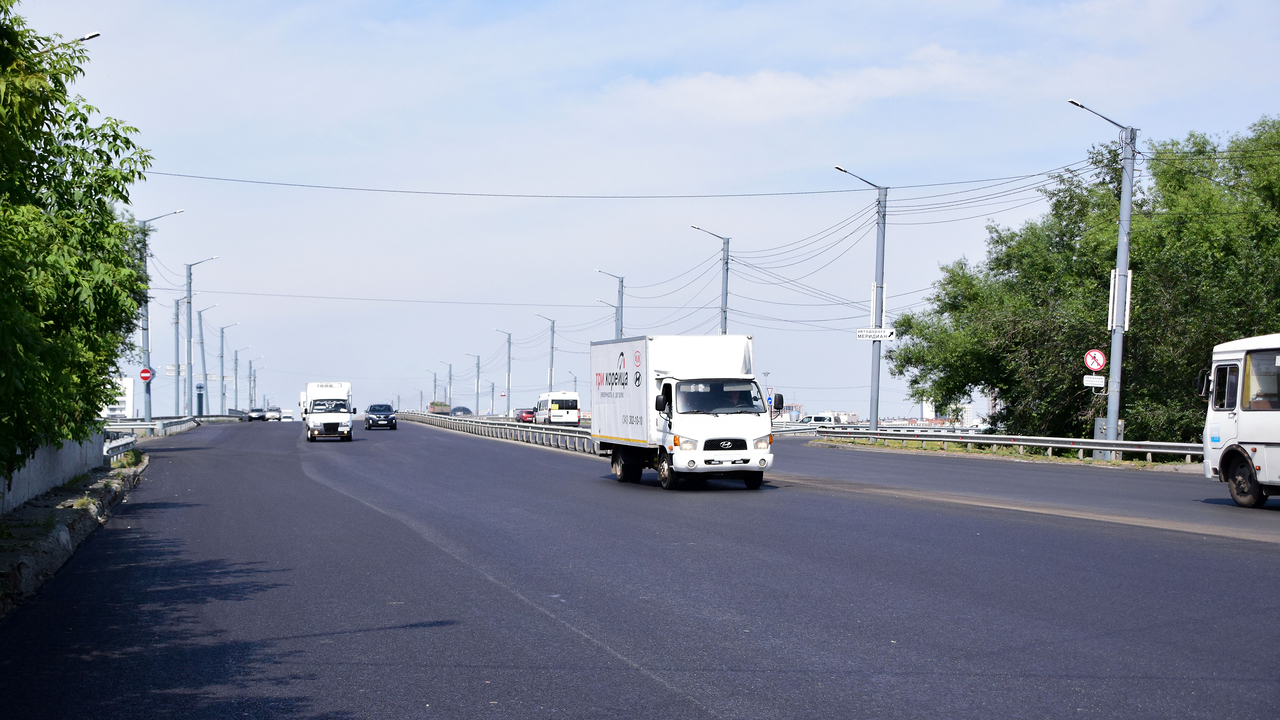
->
[139,367,154,382]
[1084,349,1107,372]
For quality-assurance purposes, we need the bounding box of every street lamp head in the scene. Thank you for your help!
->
[78,32,100,42]
[1067,99,1083,108]
[833,166,882,189]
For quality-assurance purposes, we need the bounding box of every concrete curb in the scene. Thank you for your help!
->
[0,455,149,620]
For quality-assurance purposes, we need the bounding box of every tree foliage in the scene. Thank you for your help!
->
[887,116,1280,442]
[1,0,152,482]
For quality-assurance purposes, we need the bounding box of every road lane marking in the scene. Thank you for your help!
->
[772,474,1280,545]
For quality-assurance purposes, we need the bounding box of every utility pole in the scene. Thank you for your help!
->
[173,299,181,416]
[836,167,888,431]
[433,372,438,404]
[1069,99,1137,455]
[691,227,732,334]
[466,353,480,415]
[135,210,183,421]
[595,270,625,338]
[218,324,236,414]
[439,361,452,407]
[495,330,512,415]
[568,371,577,394]
[419,389,423,411]
[196,306,215,416]
[248,359,255,408]
[489,381,495,416]
[536,314,555,391]
[183,256,216,416]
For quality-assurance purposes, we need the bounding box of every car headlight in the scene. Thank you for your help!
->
[678,436,698,451]
[754,435,772,450]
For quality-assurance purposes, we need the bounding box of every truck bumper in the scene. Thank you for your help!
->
[673,450,774,474]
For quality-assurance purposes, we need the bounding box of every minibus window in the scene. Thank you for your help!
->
[1213,365,1238,411]
[1243,351,1280,410]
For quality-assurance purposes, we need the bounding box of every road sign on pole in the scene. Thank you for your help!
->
[139,367,154,382]
[1085,349,1107,372]
[856,328,897,341]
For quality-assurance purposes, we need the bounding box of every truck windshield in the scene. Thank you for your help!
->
[675,381,765,415]
[311,399,349,413]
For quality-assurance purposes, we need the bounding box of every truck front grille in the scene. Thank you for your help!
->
[703,438,747,451]
[323,423,338,433]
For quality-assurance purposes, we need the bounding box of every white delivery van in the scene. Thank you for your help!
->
[590,335,778,490]
[1198,334,1280,507]
[303,382,355,442]
[535,391,580,426]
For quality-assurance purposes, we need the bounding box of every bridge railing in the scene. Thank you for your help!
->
[104,416,202,437]
[812,427,1202,462]
[397,411,599,455]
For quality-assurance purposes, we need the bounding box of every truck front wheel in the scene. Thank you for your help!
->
[743,471,763,490]
[657,452,682,491]
[1227,458,1267,508]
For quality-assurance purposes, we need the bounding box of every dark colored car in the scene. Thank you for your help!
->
[245,408,266,421]
[515,408,535,423]
[450,407,472,416]
[365,404,397,430]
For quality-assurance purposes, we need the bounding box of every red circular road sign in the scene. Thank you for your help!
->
[139,367,154,382]
[1084,349,1107,372]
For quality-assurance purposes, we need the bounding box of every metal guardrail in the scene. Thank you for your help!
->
[397,411,599,455]
[102,434,137,465]
[105,416,202,437]
[813,427,1202,461]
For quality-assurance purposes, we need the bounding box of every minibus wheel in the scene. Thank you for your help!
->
[1227,458,1267,508]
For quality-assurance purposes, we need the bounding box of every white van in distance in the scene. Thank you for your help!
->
[303,382,355,442]
[535,391,580,426]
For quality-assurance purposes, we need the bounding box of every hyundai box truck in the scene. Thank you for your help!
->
[590,335,779,490]
[302,382,355,442]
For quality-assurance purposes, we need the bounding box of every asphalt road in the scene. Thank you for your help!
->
[1,421,1278,719]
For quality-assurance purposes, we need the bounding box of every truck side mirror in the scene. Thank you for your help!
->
[1194,368,1211,399]
[773,393,784,415]
[655,395,666,412]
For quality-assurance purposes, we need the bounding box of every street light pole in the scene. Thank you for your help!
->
[595,270,625,338]
[568,370,577,394]
[836,166,888,432]
[134,209,184,422]
[691,227,731,334]
[173,298,181,416]
[183,256,217,415]
[495,330,512,416]
[1069,99,1137,453]
[535,314,555,391]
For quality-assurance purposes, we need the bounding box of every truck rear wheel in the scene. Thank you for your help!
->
[611,450,625,482]
[743,471,764,490]
[657,452,681,491]
[1227,459,1267,508]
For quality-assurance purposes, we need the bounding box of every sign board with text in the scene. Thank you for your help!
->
[856,328,897,341]
[1083,374,1106,388]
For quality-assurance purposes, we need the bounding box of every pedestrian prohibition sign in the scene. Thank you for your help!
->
[1084,349,1106,372]
[139,367,154,382]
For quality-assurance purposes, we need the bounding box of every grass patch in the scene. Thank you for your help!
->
[111,449,143,469]
[62,472,92,489]
[72,493,96,510]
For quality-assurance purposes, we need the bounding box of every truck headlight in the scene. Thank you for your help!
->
[678,436,698,451]
[754,435,772,450]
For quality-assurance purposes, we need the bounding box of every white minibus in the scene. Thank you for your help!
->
[535,391,580,426]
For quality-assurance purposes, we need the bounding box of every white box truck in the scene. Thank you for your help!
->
[1197,333,1280,507]
[302,382,355,442]
[590,335,779,490]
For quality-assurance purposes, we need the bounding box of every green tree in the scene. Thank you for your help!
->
[1,0,152,482]
[887,116,1280,442]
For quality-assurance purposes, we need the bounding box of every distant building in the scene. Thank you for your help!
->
[921,399,983,428]
[103,377,134,419]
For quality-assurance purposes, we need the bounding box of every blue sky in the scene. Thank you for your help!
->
[22,0,1280,417]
